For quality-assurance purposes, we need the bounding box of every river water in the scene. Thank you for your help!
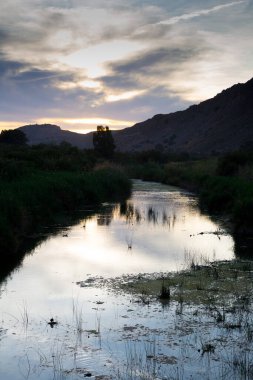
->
[0,180,237,379]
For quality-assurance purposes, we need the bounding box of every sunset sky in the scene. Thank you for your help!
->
[0,0,252,133]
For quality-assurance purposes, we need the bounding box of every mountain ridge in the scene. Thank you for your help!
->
[18,123,93,148]
[17,77,253,155]
[113,77,253,154]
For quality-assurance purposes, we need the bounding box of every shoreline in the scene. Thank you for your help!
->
[0,167,131,279]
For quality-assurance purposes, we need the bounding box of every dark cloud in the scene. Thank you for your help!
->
[99,74,140,91]
[100,44,204,95]
[111,47,200,74]
[0,29,9,43]
[0,55,74,84]
[0,56,24,77]
[0,56,103,120]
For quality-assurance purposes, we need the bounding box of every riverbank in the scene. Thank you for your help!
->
[0,168,131,254]
[123,154,253,235]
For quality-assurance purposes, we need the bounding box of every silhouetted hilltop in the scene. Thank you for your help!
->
[17,77,253,155]
[114,77,253,155]
[18,124,93,148]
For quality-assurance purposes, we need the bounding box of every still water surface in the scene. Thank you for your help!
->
[0,180,235,379]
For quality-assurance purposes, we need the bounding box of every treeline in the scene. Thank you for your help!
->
[0,142,131,255]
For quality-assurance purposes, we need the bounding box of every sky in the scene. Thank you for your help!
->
[0,0,252,134]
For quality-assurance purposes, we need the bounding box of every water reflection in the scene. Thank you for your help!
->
[2,180,249,287]
[60,180,235,277]
[0,180,252,380]
[97,212,112,226]
[0,206,104,286]
[116,199,184,229]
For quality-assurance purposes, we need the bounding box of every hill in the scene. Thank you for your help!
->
[17,77,253,155]
[18,124,93,149]
[114,77,253,155]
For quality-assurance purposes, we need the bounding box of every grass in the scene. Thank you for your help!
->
[0,144,131,247]
[0,166,131,255]
[19,300,29,332]
[120,259,253,308]
[72,298,84,342]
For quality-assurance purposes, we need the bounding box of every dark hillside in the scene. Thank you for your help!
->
[114,77,253,155]
[18,124,93,148]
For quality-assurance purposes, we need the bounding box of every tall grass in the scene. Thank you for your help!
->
[0,167,131,255]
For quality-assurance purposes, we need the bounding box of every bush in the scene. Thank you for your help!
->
[217,151,253,176]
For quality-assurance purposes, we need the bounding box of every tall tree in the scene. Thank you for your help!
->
[93,125,115,158]
[0,129,28,145]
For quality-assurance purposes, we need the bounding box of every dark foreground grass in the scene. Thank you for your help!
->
[0,167,131,255]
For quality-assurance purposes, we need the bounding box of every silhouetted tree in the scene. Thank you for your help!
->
[0,129,27,145]
[93,125,115,158]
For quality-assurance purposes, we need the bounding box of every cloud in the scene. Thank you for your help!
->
[105,90,147,103]
[157,1,246,25]
[0,0,252,133]
[0,4,80,66]
[95,85,192,122]
[99,42,206,102]
[131,1,247,40]
[0,52,192,129]
[109,46,201,75]
[0,55,25,78]
[0,55,105,121]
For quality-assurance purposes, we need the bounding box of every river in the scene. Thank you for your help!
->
[0,180,240,379]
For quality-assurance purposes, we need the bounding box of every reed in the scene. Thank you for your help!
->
[0,167,131,255]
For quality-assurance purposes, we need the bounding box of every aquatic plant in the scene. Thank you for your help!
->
[72,298,84,344]
[19,300,29,332]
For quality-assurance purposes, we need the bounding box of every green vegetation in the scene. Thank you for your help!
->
[0,143,131,255]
